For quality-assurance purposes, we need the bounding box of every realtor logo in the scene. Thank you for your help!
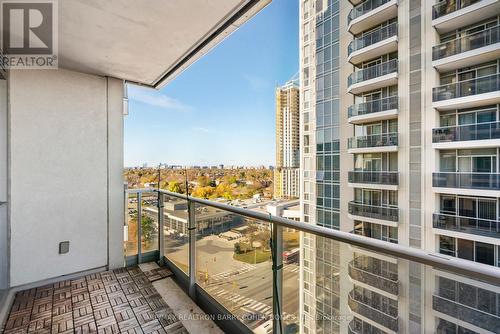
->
[0,0,58,68]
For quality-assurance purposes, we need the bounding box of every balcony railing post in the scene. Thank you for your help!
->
[188,200,196,299]
[271,223,283,334]
[137,192,142,264]
[158,191,165,264]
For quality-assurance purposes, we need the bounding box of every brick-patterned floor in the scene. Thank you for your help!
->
[2,266,188,334]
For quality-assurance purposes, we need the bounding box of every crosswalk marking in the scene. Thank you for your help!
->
[207,264,256,283]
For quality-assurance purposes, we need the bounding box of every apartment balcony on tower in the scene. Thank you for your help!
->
[433,194,500,239]
[433,274,500,333]
[432,0,500,33]
[348,0,398,35]
[348,85,398,124]
[348,54,398,94]
[432,61,500,110]
[348,20,398,64]
[348,119,398,154]
[432,105,500,150]
[347,285,399,332]
[433,147,500,195]
[348,153,398,190]
[433,18,500,72]
[348,188,399,225]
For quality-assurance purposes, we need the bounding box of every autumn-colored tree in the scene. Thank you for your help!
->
[196,175,211,187]
[168,181,182,193]
[192,186,215,199]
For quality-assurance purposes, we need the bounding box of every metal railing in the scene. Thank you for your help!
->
[348,291,399,331]
[125,188,500,334]
[348,319,387,334]
[433,294,500,333]
[348,0,392,24]
[432,172,500,190]
[349,22,398,56]
[348,257,399,295]
[348,132,398,149]
[432,0,481,20]
[433,25,500,61]
[432,121,500,143]
[348,171,399,185]
[348,96,398,118]
[432,73,500,102]
[348,201,399,222]
[348,59,398,87]
[433,213,500,237]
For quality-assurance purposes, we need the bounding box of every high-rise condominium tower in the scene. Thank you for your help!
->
[275,78,300,199]
[299,0,500,333]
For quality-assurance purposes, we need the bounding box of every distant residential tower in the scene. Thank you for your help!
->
[275,77,300,199]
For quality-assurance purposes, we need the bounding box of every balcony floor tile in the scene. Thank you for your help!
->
[2,264,192,334]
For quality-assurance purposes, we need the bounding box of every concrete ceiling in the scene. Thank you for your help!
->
[59,0,270,88]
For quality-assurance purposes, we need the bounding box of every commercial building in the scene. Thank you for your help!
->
[143,199,234,236]
[275,78,301,199]
[299,0,500,333]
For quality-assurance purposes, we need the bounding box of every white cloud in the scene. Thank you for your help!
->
[128,86,192,112]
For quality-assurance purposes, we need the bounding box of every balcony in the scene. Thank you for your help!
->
[348,171,399,190]
[348,201,399,224]
[348,59,398,94]
[432,73,500,111]
[348,22,398,64]
[432,0,500,33]
[347,133,398,154]
[348,319,387,334]
[348,96,398,124]
[348,0,398,35]
[348,257,399,296]
[3,188,500,333]
[433,172,500,195]
[433,25,500,72]
[433,294,500,333]
[1,263,215,334]
[348,291,398,332]
[433,213,500,238]
[432,121,500,149]
[5,1,500,333]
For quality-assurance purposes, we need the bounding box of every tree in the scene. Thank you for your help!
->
[192,186,215,199]
[141,215,156,242]
[255,230,271,250]
[168,181,182,193]
[197,175,211,187]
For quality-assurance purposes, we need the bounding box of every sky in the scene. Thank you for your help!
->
[124,0,299,167]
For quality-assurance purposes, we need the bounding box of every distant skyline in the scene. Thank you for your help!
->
[124,0,299,167]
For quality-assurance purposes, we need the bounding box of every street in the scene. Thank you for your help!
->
[165,235,300,332]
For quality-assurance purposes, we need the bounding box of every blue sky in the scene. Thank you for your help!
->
[124,0,299,167]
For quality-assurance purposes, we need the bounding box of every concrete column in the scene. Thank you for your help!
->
[106,77,125,270]
[0,77,7,290]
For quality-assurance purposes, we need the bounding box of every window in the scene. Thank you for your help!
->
[440,236,498,267]
[440,195,456,214]
[439,235,456,256]
[353,221,398,243]
[457,238,474,261]
[476,242,495,265]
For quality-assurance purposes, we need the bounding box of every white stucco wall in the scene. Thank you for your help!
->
[8,69,124,286]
